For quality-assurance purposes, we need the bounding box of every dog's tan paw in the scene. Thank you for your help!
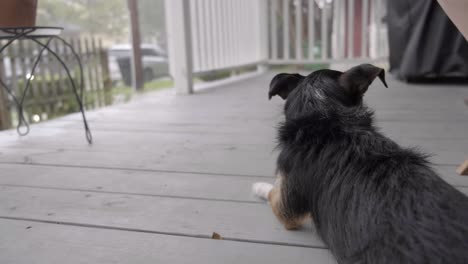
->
[252,182,273,200]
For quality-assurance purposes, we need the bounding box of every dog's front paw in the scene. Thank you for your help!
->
[252,182,273,201]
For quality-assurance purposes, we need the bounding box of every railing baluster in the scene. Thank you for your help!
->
[220,1,228,67]
[331,0,342,59]
[242,0,248,64]
[283,0,290,60]
[227,0,235,67]
[361,0,369,58]
[234,0,241,66]
[212,0,220,69]
[190,0,200,72]
[295,0,303,60]
[308,0,315,60]
[347,0,355,59]
[375,0,382,58]
[270,0,279,60]
[258,0,269,66]
[207,0,215,69]
[321,2,328,60]
[197,0,207,71]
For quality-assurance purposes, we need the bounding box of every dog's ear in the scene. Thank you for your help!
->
[268,73,304,100]
[339,64,388,97]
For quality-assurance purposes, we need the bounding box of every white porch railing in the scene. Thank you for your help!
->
[165,0,388,94]
[165,0,269,94]
[268,0,388,64]
[189,0,269,74]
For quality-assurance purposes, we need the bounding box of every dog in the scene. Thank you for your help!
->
[252,64,468,264]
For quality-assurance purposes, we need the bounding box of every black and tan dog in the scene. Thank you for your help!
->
[253,64,468,263]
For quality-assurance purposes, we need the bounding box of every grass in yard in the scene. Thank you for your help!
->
[111,78,174,102]
[144,78,174,91]
[270,63,330,72]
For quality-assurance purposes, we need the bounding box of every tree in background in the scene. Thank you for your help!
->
[36,0,167,48]
[36,0,129,41]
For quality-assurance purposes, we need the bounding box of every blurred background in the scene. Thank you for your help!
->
[0,0,466,130]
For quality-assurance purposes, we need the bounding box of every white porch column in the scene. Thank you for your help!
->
[165,0,194,95]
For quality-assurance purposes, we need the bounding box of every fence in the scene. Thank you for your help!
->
[165,0,389,94]
[0,36,112,130]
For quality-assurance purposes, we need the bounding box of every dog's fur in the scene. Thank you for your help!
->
[253,64,468,264]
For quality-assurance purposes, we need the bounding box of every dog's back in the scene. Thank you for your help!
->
[264,64,468,264]
[307,130,468,264]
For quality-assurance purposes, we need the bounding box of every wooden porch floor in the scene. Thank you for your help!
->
[0,72,467,263]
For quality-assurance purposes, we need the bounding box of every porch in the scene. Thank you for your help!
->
[0,0,467,262]
[0,72,467,263]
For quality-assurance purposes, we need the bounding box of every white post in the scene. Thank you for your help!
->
[257,0,269,73]
[165,0,194,95]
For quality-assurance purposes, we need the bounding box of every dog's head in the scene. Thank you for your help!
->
[268,64,387,118]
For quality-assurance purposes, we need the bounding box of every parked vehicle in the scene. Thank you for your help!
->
[108,44,169,85]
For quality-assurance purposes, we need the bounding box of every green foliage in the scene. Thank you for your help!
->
[198,71,232,82]
[270,63,329,72]
[197,66,258,82]
[36,0,167,43]
[9,75,93,126]
[144,78,173,91]
[113,78,172,95]
[303,63,329,71]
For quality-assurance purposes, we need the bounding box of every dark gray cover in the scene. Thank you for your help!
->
[387,0,468,81]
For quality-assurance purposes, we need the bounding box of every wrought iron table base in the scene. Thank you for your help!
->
[0,27,92,144]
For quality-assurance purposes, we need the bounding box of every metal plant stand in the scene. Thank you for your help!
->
[0,26,92,144]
